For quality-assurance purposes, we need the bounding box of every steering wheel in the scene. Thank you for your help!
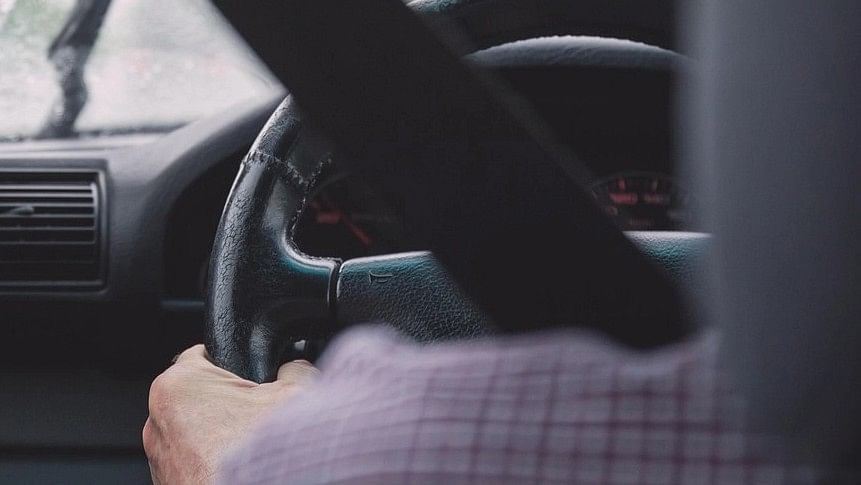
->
[205,0,704,383]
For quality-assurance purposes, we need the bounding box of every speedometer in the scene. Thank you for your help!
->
[590,172,692,231]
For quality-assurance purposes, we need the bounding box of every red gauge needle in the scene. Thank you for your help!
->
[313,196,374,247]
[341,215,373,247]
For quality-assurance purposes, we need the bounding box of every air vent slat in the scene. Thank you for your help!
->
[0,170,103,289]
[0,197,94,205]
[0,191,93,197]
[0,227,95,232]
[0,184,94,191]
[0,240,96,246]
[0,226,95,231]
[0,206,94,215]
[0,202,93,207]
[0,213,96,223]
[0,231,95,242]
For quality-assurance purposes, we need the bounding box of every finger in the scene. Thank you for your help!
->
[142,418,163,484]
[142,417,159,459]
[276,359,319,384]
[171,344,259,385]
[173,344,208,365]
[148,460,162,485]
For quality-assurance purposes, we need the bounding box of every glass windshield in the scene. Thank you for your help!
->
[0,0,279,143]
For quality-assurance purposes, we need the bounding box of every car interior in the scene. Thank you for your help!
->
[1,0,858,483]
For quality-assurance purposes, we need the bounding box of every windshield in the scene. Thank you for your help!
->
[0,0,279,143]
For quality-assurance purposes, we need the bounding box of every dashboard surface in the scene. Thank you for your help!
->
[0,45,684,482]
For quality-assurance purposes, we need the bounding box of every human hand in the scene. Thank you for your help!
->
[143,345,318,485]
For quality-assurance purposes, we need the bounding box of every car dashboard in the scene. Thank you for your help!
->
[0,49,685,481]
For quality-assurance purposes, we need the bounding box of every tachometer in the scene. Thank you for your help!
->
[295,172,403,259]
[590,172,692,231]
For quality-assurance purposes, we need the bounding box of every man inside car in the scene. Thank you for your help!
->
[145,0,861,483]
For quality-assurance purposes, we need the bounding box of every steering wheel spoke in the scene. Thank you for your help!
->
[205,99,339,383]
[336,252,491,342]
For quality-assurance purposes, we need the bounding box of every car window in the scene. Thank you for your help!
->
[0,0,279,143]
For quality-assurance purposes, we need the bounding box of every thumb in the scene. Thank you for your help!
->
[276,359,319,386]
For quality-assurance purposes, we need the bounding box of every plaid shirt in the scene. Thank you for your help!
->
[218,326,819,484]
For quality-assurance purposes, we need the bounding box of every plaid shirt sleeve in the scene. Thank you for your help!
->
[216,326,818,484]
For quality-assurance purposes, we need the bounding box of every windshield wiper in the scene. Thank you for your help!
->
[35,0,112,140]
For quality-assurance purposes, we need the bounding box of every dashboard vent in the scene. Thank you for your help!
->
[0,170,104,289]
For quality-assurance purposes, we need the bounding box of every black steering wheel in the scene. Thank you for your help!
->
[205,0,704,383]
